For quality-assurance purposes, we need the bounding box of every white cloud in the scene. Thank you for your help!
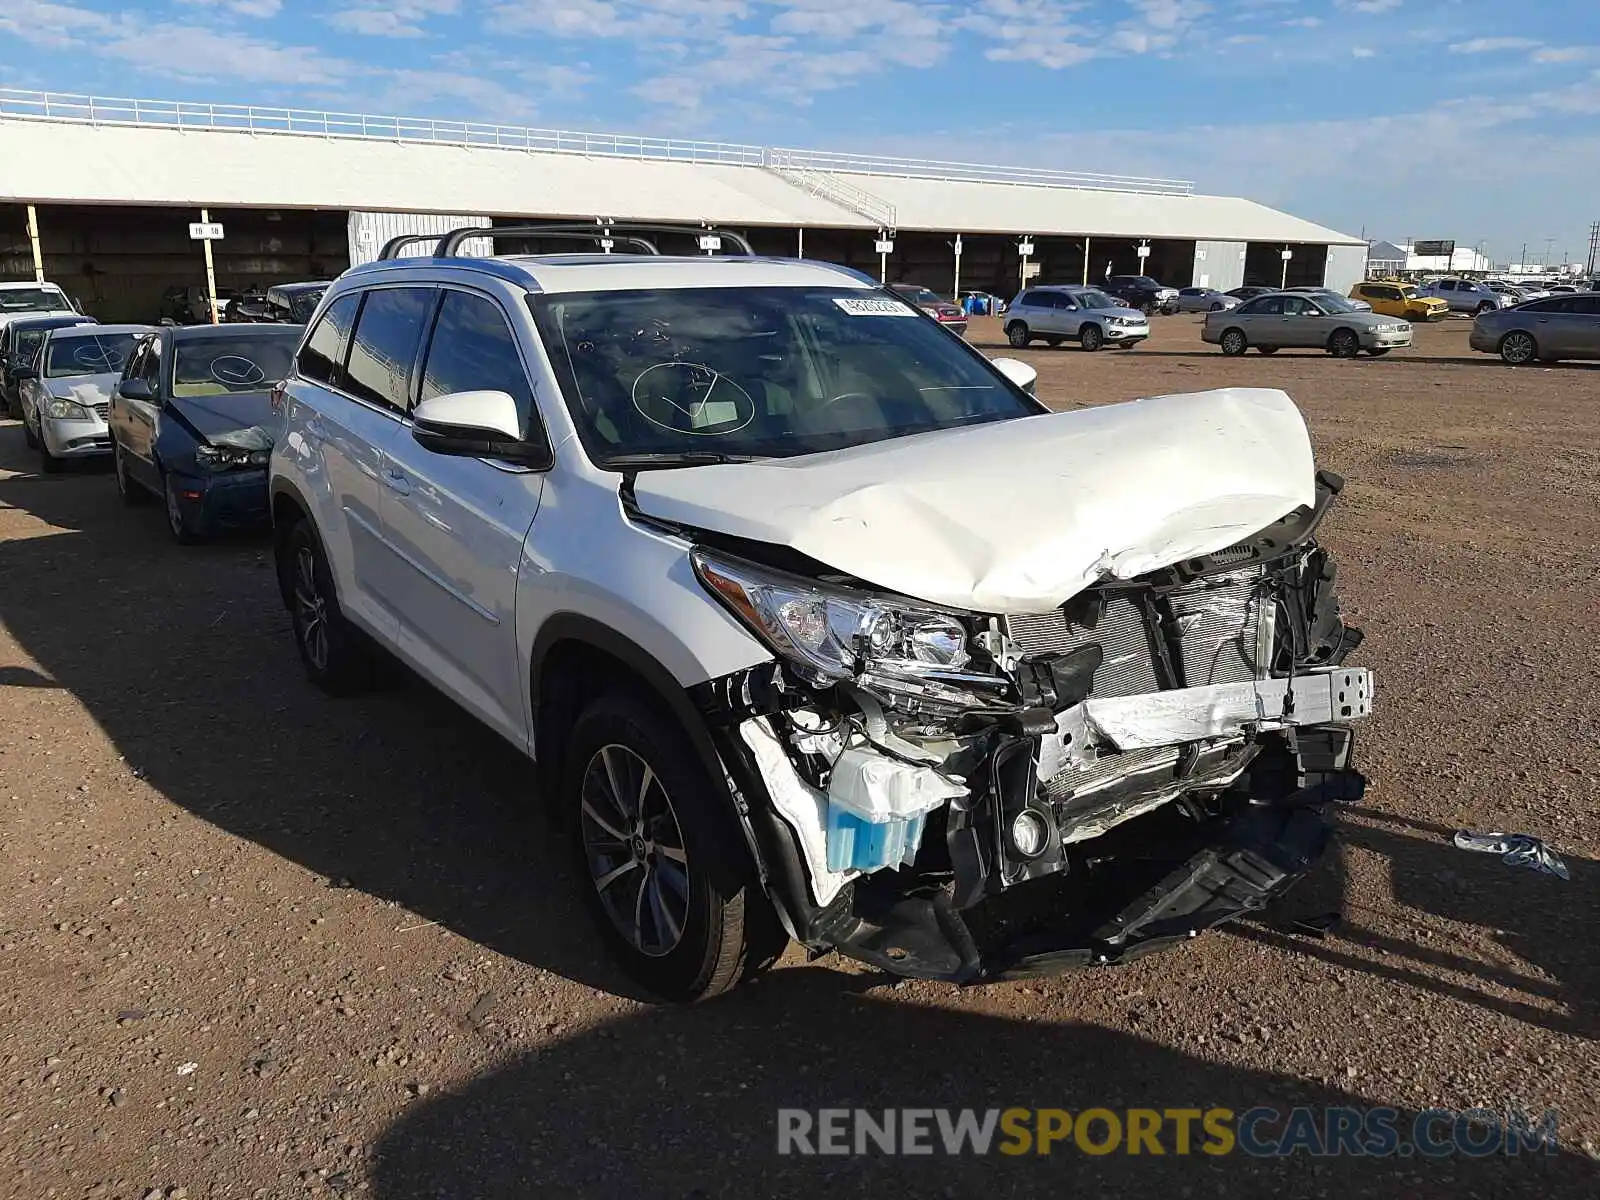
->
[182,0,283,18]
[323,0,459,39]
[1351,45,1374,58]
[1449,37,1540,54]
[1283,16,1321,28]
[1532,45,1594,63]
[1336,0,1402,12]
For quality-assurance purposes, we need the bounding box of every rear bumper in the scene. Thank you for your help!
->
[1468,328,1499,353]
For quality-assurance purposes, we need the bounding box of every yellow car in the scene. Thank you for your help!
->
[1350,280,1449,322]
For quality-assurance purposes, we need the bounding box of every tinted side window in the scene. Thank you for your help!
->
[420,291,537,436]
[1524,297,1567,313]
[1567,294,1600,315]
[344,288,434,414]
[1018,291,1042,307]
[298,293,360,386]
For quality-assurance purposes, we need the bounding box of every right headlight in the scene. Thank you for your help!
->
[691,549,993,696]
[45,398,93,420]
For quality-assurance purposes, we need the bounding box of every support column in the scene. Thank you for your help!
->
[25,205,44,284]
[201,208,219,325]
[1082,237,1090,286]
[797,227,804,259]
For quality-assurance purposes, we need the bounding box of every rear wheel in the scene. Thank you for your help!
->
[1256,346,1280,355]
[1006,323,1032,348]
[1079,323,1104,352]
[1328,328,1361,358]
[565,692,784,1002]
[1220,328,1248,356]
[1498,330,1537,365]
[1210,301,1225,312]
[278,517,377,694]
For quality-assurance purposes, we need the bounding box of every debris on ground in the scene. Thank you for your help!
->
[1452,830,1571,880]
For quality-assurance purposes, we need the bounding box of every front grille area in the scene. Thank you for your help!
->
[1006,568,1271,804]
[1006,595,1160,698]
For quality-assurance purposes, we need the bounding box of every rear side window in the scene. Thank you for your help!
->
[419,290,538,437]
[344,287,434,414]
[298,293,360,387]
[1018,291,1043,307]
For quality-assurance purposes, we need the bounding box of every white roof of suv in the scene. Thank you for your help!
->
[346,253,874,296]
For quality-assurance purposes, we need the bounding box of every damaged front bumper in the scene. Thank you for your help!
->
[686,472,1372,983]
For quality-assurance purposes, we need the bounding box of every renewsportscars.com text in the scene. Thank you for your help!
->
[776,1106,1558,1158]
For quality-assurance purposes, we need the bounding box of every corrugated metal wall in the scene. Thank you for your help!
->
[1323,244,1368,296]
[348,212,496,265]
[1192,241,1246,291]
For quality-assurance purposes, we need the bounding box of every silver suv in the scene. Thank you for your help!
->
[269,223,1373,1001]
[1004,284,1150,351]
[1416,278,1511,315]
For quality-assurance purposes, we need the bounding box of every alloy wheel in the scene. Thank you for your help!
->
[579,743,691,959]
[1501,331,1536,365]
[1221,329,1247,356]
[291,544,330,672]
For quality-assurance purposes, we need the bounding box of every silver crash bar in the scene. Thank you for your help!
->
[1077,668,1374,752]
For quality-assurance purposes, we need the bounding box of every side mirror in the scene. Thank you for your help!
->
[118,378,153,402]
[989,357,1038,397]
[411,390,552,467]
[11,366,37,382]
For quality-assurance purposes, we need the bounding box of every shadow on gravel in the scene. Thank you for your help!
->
[0,423,636,998]
[1239,807,1599,1041]
[368,964,1594,1199]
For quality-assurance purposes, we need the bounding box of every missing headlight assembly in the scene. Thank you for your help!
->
[687,472,1372,983]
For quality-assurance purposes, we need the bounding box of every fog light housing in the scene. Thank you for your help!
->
[1010,809,1051,859]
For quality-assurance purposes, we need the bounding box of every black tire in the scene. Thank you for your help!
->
[1005,323,1031,348]
[1328,328,1361,358]
[38,438,60,474]
[22,417,39,449]
[1367,348,1392,357]
[1160,302,1178,316]
[1210,302,1224,312]
[1079,323,1104,352]
[1117,340,1140,349]
[565,692,783,1002]
[1043,336,1063,347]
[1219,328,1248,356]
[162,473,199,544]
[277,517,377,695]
[114,442,149,506]
[1476,301,1496,315]
[1498,330,1537,365]
[1256,346,1280,355]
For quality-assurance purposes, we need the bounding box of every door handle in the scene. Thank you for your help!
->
[382,466,411,497]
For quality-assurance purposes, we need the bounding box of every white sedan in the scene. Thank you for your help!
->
[16,324,151,471]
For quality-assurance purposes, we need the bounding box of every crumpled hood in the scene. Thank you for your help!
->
[43,374,115,408]
[633,387,1317,614]
[167,391,277,442]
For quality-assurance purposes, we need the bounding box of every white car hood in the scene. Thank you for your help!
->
[632,387,1317,614]
[44,374,115,407]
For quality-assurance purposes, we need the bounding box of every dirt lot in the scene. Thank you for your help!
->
[0,315,1596,1199]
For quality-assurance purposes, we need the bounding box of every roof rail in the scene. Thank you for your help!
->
[377,227,663,260]
[436,221,755,259]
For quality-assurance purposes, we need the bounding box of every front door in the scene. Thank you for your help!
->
[378,286,547,744]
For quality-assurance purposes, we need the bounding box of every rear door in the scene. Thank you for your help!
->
[1563,294,1600,358]
[378,286,547,744]
[1247,295,1287,344]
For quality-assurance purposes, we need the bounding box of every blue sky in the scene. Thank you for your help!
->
[3,0,1599,263]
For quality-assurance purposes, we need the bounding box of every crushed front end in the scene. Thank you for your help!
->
[689,469,1372,982]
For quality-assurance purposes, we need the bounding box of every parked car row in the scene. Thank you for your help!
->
[0,223,1376,1005]
[1202,291,1412,357]
[1470,291,1600,364]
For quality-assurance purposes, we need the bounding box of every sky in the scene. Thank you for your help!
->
[2,0,1599,264]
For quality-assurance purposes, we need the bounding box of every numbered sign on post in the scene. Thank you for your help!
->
[698,234,723,252]
[1017,240,1034,257]
[188,223,225,241]
[875,239,895,254]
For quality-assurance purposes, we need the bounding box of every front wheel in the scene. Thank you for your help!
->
[1079,323,1104,352]
[162,473,199,544]
[1256,346,1280,355]
[565,693,784,1002]
[1005,323,1032,348]
[1476,301,1496,315]
[1367,348,1392,357]
[37,438,60,474]
[114,442,149,506]
[1498,330,1537,365]
[1210,302,1224,312]
[1328,328,1361,358]
[1219,328,1248,356]
[277,518,377,694]
[22,416,39,449]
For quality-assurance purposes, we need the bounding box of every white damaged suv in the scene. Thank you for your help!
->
[269,224,1373,1001]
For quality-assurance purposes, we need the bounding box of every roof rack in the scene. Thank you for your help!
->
[376,227,662,261]
[456,222,755,259]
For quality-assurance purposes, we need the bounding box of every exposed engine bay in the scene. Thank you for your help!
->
[677,468,1371,981]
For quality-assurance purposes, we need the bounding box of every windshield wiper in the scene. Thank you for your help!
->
[601,451,767,470]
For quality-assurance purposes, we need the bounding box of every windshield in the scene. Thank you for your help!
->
[1316,295,1363,314]
[287,289,326,322]
[1074,290,1121,310]
[44,332,141,378]
[1398,286,1419,298]
[1,286,71,313]
[532,286,1036,465]
[172,332,300,397]
[899,287,942,305]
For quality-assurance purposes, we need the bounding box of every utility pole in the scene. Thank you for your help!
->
[1586,221,1600,278]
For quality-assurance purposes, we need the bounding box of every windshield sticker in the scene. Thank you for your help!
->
[832,297,917,317]
[631,362,755,437]
[210,355,267,386]
[69,343,126,370]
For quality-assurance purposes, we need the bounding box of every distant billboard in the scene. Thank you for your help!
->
[1412,239,1456,258]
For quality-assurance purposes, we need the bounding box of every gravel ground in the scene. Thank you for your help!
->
[0,315,1596,1198]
